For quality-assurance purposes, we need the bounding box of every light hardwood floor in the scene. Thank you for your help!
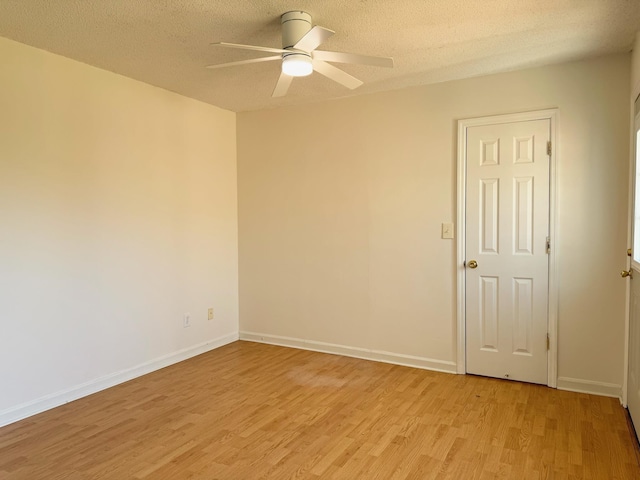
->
[1,341,639,479]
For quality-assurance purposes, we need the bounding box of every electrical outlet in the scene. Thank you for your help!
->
[183,313,191,328]
[208,308,214,320]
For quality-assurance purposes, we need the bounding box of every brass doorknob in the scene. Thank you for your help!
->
[621,270,633,278]
[468,260,478,269]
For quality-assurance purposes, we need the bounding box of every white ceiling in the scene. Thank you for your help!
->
[1,1,639,112]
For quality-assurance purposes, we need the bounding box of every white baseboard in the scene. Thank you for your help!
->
[557,376,622,400]
[239,331,457,374]
[0,332,239,428]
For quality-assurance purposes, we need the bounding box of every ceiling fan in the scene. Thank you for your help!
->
[206,11,394,97]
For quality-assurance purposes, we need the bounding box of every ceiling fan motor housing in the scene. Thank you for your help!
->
[281,11,312,50]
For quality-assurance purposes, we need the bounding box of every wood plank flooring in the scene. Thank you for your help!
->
[1,341,639,479]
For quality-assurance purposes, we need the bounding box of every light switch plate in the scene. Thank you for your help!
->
[442,223,454,239]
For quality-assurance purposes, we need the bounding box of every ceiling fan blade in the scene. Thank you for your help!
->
[212,42,290,55]
[312,50,394,68]
[272,71,293,97]
[206,56,281,69]
[293,26,335,52]
[312,59,363,90]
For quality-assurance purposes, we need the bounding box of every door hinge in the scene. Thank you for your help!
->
[546,237,551,254]
[547,334,550,351]
[547,141,552,156]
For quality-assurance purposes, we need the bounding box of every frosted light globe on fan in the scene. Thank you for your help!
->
[282,54,313,77]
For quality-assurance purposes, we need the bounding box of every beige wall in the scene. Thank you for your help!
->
[632,32,640,97]
[238,54,630,390]
[0,37,239,423]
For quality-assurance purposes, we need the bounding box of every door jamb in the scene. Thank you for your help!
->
[623,90,640,407]
[456,109,559,387]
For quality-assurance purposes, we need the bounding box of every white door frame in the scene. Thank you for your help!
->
[456,109,559,387]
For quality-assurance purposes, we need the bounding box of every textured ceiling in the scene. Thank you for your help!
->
[0,0,639,112]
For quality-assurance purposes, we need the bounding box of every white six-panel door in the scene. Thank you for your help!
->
[465,119,551,384]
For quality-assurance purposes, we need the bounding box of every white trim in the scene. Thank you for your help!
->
[456,119,467,374]
[557,377,623,400]
[239,331,458,374]
[547,112,559,388]
[456,109,559,386]
[0,332,239,428]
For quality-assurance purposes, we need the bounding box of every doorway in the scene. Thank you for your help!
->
[626,95,640,430]
[456,110,558,385]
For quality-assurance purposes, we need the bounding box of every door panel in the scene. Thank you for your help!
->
[629,277,640,427]
[465,119,550,385]
[628,99,640,429]
[480,276,499,350]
